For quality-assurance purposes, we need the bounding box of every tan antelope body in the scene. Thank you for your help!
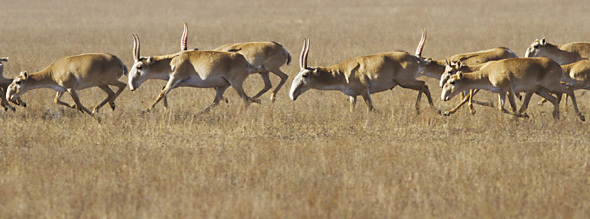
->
[562,60,590,90]
[289,35,436,112]
[6,53,127,115]
[525,38,590,64]
[179,22,291,102]
[0,57,27,111]
[441,57,585,121]
[437,48,518,115]
[213,42,291,102]
[129,34,258,112]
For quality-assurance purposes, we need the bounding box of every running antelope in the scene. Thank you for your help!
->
[538,60,590,106]
[438,48,519,115]
[179,22,291,102]
[129,34,259,112]
[0,57,26,111]
[525,38,590,64]
[441,57,585,121]
[5,53,127,115]
[289,30,437,112]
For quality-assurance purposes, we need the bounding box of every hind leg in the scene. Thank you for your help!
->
[269,68,289,102]
[107,81,126,111]
[252,71,272,101]
[535,89,559,119]
[517,90,534,118]
[230,81,257,108]
[203,86,230,112]
[564,90,585,121]
[398,80,434,113]
[93,85,115,113]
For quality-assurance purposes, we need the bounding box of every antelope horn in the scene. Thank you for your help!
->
[415,28,426,57]
[132,34,140,61]
[300,39,310,69]
[181,22,188,51]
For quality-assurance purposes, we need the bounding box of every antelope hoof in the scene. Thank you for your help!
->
[109,102,116,110]
[270,94,276,103]
[443,111,452,116]
[578,113,585,121]
[470,109,477,115]
[250,98,261,104]
[92,108,100,114]
[142,108,152,113]
[552,111,560,119]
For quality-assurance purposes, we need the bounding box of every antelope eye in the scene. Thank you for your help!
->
[15,81,21,85]
[137,65,143,70]
[450,81,455,85]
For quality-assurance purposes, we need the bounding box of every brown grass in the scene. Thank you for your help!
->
[1,0,590,218]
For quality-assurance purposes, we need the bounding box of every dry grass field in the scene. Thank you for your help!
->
[1,0,590,218]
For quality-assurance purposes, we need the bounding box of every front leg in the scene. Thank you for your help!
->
[54,91,77,109]
[506,90,520,117]
[67,89,92,114]
[360,89,374,112]
[349,96,357,112]
[144,77,183,112]
[497,93,510,113]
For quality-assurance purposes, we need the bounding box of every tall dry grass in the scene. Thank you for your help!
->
[1,0,590,218]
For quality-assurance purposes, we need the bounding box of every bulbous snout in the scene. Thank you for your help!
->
[441,86,451,102]
[289,79,304,101]
[524,47,534,58]
[6,88,16,102]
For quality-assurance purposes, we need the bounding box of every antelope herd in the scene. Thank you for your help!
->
[2,23,590,121]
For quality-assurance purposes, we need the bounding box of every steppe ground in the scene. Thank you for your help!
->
[1,0,590,218]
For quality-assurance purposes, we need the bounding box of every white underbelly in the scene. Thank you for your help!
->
[177,75,230,88]
[368,82,395,94]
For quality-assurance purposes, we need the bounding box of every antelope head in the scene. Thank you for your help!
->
[524,38,548,58]
[441,71,465,101]
[128,34,156,91]
[440,60,462,88]
[6,71,30,102]
[289,39,320,101]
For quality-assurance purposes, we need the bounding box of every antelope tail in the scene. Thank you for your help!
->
[248,63,261,74]
[123,65,129,76]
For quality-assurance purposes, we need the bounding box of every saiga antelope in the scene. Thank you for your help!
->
[525,38,590,105]
[289,30,437,112]
[179,22,291,103]
[0,57,26,111]
[441,57,585,121]
[6,53,127,115]
[129,34,259,112]
[406,34,518,115]
[525,38,590,65]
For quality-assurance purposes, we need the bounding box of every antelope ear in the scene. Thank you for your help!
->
[147,56,155,64]
[540,38,546,45]
[445,59,450,66]
[455,60,462,69]
[20,71,28,79]
[457,71,464,79]
[311,68,321,77]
